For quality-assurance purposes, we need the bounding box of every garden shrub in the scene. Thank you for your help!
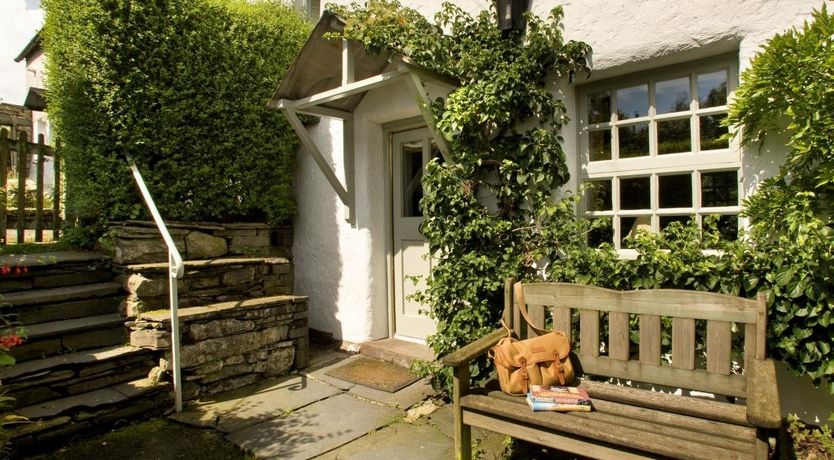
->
[42,0,311,234]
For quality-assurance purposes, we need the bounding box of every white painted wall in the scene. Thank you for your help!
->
[294,0,831,423]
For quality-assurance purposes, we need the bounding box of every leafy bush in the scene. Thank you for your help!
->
[43,0,311,231]
[782,414,834,459]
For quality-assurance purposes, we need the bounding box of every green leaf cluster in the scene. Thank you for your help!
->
[42,0,311,232]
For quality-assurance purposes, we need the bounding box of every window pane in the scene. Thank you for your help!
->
[616,85,648,119]
[621,215,651,247]
[618,123,649,158]
[589,129,612,161]
[587,179,612,211]
[700,114,729,150]
[588,91,611,124]
[402,141,423,217]
[704,214,738,241]
[659,174,692,208]
[588,217,613,248]
[656,77,691,114]
[698,70,728,108]
[620,177,650,210]
[701,171,738,207]
[660,215,693,233]
[657,118,691,154]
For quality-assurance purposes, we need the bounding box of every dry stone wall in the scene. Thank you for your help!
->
[128,296,309,400]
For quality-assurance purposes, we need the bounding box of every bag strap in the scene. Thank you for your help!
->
[513,281,549,336]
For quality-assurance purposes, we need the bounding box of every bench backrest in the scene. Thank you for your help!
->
[504,279,767,398]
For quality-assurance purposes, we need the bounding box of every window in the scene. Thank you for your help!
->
[578,55,740,251]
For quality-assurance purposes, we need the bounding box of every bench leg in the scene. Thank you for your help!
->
[453,364,472,460]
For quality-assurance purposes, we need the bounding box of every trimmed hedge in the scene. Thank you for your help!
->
[43,0,311,231]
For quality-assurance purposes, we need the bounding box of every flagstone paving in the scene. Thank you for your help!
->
[170,347,509,459]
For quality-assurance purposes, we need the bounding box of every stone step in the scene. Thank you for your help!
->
[360,338,436,369]
[0,345,156,408]
[8,378,172,455]
[2,281,124,325]
[119,257,292,316]
[11,314,128,363]
[2,281,123,309]
[0,252,112,294]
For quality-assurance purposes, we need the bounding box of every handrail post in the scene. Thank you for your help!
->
[169,250,183,413]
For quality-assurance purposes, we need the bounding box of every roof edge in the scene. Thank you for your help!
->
[15,30,42,63]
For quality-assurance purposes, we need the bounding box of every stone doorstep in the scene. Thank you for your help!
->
[0,345,149,382]
[14,378,169,420]
[123,256,290,273]
[23,313,127,340]
[138,295,308,324]
[2,281,124,307]
[360,338,436,369]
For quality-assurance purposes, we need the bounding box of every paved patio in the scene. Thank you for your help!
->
[170,343,509,459]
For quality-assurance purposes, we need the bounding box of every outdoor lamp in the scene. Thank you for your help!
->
[496,0,530,36]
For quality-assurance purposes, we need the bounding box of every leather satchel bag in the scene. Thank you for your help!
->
[488,282,575,396]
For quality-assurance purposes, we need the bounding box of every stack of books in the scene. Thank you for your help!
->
[526,385,593,412]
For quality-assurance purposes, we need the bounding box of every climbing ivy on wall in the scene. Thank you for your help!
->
[333,1,834,394]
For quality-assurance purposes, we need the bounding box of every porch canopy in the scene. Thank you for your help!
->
[269,10,456,223]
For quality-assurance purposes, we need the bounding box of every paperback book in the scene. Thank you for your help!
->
[526,385,593,412]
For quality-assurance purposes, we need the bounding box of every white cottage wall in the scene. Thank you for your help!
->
[297,0,830,423]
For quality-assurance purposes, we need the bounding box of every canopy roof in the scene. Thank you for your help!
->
[270,11,393,113]
[23,87,47,112]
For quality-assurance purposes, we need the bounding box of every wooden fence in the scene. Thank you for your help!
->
[0,128,62,245]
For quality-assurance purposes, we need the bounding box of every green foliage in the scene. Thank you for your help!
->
[783,414,834,459]
[43,0,311,230]
[332,0,590,390]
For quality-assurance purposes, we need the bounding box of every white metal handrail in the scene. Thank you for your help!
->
[126,154,184,412]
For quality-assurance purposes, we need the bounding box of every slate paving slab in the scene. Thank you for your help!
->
[314,420,455,460]
[226,393,402,460]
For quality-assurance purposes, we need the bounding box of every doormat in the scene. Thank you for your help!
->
[324,356,419,393]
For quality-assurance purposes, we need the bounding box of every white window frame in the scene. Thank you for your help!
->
[576,53,741,255]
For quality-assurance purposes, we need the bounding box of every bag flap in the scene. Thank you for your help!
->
[492,332,571,367]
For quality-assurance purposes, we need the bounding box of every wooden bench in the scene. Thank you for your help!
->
[442,279,781,460]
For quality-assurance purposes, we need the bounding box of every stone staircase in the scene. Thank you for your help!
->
[0,252,171,452]
[0,235,304,454]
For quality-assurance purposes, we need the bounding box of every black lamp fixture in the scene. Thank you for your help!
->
[496,0,530,36]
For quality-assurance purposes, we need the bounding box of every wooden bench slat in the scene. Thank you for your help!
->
[552,305,571,336]
[744,322,757,371]
[527,304,546,339]
[579,309,600,358]
[707,320,733,375]
[639,314,661,365]
[461,395,753,460]
[578,379,750,425]
[524,283,758,323]
[486,389,755,441]
[608,311,630,360]
[673,317,696,370]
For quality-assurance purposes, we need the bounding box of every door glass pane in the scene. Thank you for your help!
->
[589,129,612,161]
[660,215,693,233]
[621,215,651,247]
[587,179,612,211]
[620,176,650,210]
[588,91,611,124]
[656,77,691,114]
[616,84,648,119]
[704,214,738,242]
[698,70,728,108]
[402,140,423,217]
[700,114,729,150]
[619,123,649,158]
[659,174,692,208]
[701,171,738,207]
[657,118,691,154]
[587,217,613,248]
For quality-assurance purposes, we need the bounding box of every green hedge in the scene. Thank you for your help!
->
[43,0,310,232]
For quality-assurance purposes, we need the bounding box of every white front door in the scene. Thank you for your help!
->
[392,127,438,342]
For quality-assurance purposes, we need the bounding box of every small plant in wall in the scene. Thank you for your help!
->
[330,0,591,389]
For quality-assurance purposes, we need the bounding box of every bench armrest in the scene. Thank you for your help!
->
[746,358,781,429]
[441,328,506,368]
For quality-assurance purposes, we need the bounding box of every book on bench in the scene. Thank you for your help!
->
[526,385,593,412]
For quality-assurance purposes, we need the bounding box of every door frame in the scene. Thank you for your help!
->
[382,116,429,341]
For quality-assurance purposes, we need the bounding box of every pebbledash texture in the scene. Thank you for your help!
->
[128,295,309,400]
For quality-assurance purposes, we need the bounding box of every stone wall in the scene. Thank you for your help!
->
[119,257,292,316]
[105,221,293,265]
[128,296,308,400]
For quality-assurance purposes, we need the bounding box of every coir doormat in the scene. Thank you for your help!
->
[324,356,419,393]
